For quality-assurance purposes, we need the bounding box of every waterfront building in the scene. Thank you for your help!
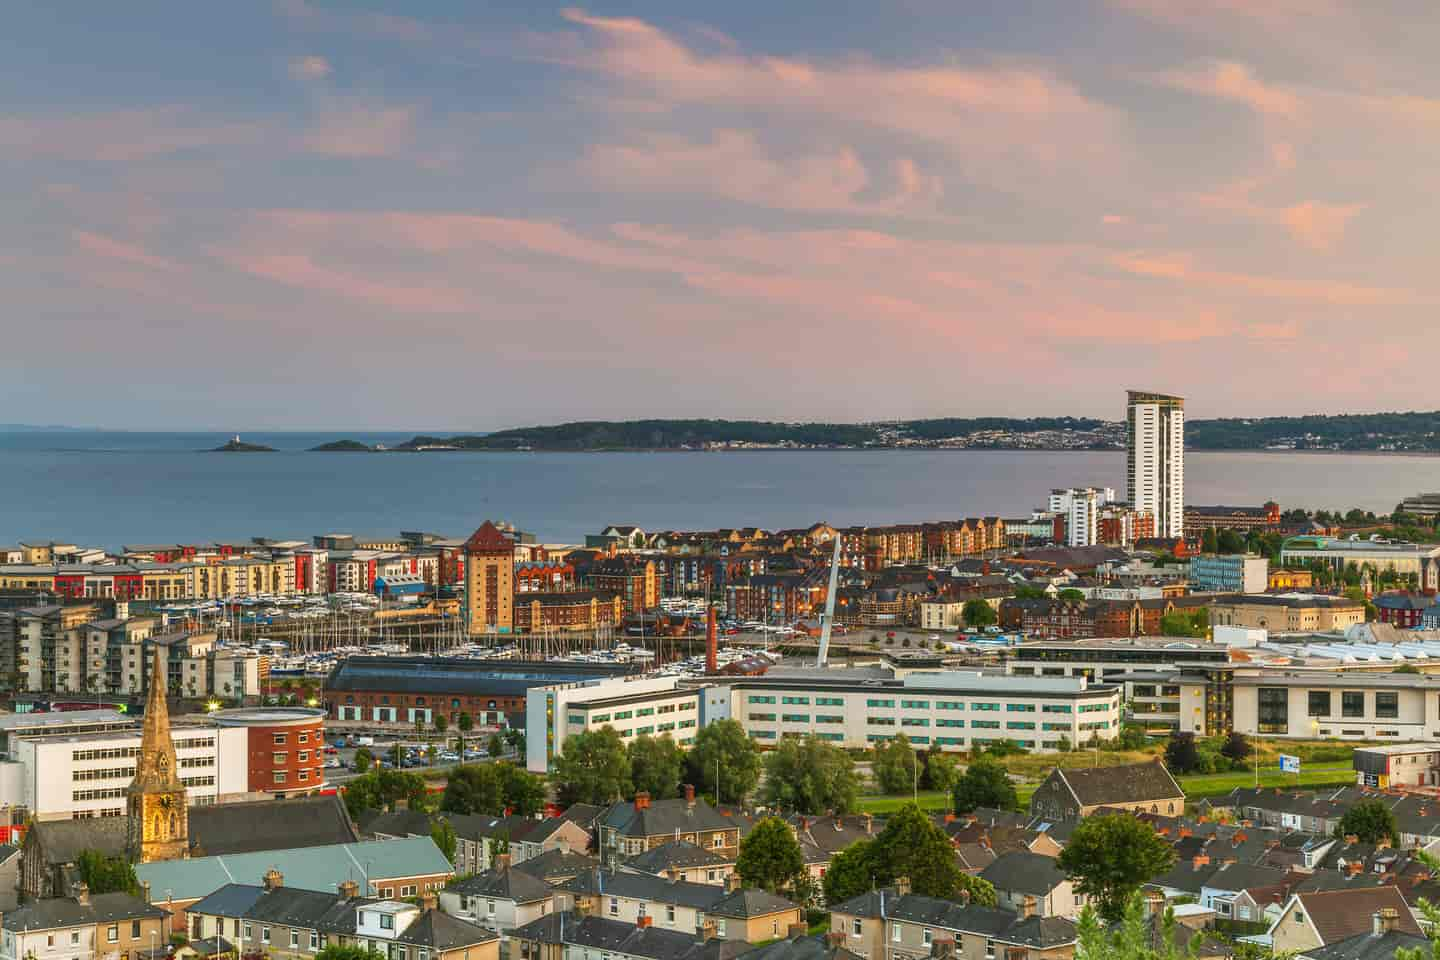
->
[585,557,658,615]
[1184,503,1281,534]
[1127,390,1185,538]
[464,521,516,636]
[513,590,624,634]
[1189,555,1269,594]
[1049,488,1109,547]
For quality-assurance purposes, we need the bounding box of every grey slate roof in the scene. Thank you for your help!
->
[1201,862,1292,893]
[559,869,729,911]
[708,888,799,919]
[625,840,732,874]
[450,866,554,904]
[510,912,729,960]
[394,909,499,950]
[360,808,435,838]
[513,847,601,883]
[190,794,359,856]
[188,884,268,919]
[603,798,736,839]
[829,891,1076,948]
[3,893,165,932]
[1305,931,1431,960]
[744,935,864,960]
[1052,761,1183,808]
[978,851,1068,896]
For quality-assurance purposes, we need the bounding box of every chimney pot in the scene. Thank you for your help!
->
[497,853,512,872]
[74,882,90,906]
[263,869,283,891]
[1020,895,1037,919]
[339,880,360,900]
[638,916,652,928]
[685,784,696,807]
[636,792,651,811]
[895,876,912,897]
[1346,834,1359,845]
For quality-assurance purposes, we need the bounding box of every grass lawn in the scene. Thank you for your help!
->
[855,763,1356,815]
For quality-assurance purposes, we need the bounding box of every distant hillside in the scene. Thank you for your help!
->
[392,411,1440,452]
[310,439,375,452]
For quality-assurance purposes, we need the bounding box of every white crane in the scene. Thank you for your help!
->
[816,533,843,668]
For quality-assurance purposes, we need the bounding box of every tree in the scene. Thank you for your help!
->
[75,849,139,895]
[1335,800,1398,844]
[1219,731,1252,763]
[952,757,1017,814]
[1201,528,1219,554]
[629,734,685,800]
[316,946,387,960]
[497,761,547,816]
[870,803,995,903]
[1012,585,1048,600]
[354,747,373,774]
[1217,530,1245,554]
[823,839,877,904]
[1057,814,1176,922]
[1076,891,1191,960]
[488,733,505,758]
[1395,663,1421,674]
[871,733,919,795]
[1159,610,1207,638]
[442,763,504,815]
[431,816,457,863]
[1057,588,1086,601]
[922,750,959,795]
[554,727,632,805]
[735,816,808,897]
[433,713,448,736]
[1163,733,1202,774]
[343,769,430,818]
[457,712,473,760]
[761,735,861,815]
[963,599,997,629]
[687,719,761,804]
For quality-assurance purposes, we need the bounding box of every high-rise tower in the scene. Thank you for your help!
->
[1126,391,1185,538]
[126,645,189,862]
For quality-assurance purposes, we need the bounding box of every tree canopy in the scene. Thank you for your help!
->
[1336,800,1398,845]
[1076,891,1194,960]
[1163,733,1201,774]
[761,734,861,815]
[553,727,632,806]
[686,719,761,804]
[735,816,808,897]
[951,757,1018,814]
[963,599,997,628]
[75,849,139,896]
[316,946,387,960]
[1057,815,1176,922]
[871,733,920,795]
[628,734,685,800]
[343,769,430,818]
[440,761,546,816]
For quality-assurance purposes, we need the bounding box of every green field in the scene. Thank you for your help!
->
[854,763,1356,815]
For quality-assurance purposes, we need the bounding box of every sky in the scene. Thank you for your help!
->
[4,1,1439,430]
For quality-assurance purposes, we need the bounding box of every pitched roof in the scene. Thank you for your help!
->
[3,893,165,932]
[27,816,128,865]
[188,884,268,919]
[744,935,865,960]
[511,912,723,960]
[1201,862,1292,894]
[1304,930,1430,960]
[560,869,731,911]
[1052,761,1184,808]
[512,847,601,883]
[708,888,799,919]
[978,851,1068,896]
[829,891,1076,948]
[464,521,514,553]
[602,797,735,838]
[449,866,553,904]
[395,909,499,951]
[1294,887,1422,945]
[135,836,452,903]
[190,794,359,856]
[359,808,434,838]
[624,840,732,875]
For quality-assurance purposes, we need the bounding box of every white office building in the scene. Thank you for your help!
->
[527,676,701,773]
[0,713,249,820]
[1127,390,1185,538]
[1049,488,1111,547]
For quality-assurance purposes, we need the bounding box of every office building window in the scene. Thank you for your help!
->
[1342,692,1364,718]
[1257,688,1288,734]
[1307,691,1330,717]
[1376,692,1399,719]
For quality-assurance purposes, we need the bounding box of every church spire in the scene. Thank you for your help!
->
[127,644,189,862]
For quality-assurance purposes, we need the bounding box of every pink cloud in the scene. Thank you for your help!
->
[0,107,260,162]
[289,55,333,81]
[1109,250,1417,305]
[1153,60,1299,117]
[299,102,414,157]
[72,230,176,271]
[1281,202,1365,251]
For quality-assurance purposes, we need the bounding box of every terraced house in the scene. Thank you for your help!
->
[829,886,1077,960]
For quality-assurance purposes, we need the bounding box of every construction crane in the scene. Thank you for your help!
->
[816,533,843,668]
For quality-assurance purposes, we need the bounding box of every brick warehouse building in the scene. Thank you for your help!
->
[211,706,327,798]
[323,657,637,729]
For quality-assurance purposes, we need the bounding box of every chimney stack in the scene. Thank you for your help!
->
[263,869,283,891]
[420,892,438,912]
[706,608,718,674]
[638,916,653,928]
[685,784,696,808]
[1345,834,1359,845]
[895,876,912,897]
[931,939,957,960]
[74,882,90,906]
[339,880,360,900]
[636,792,651,811]
[727,872,743,893]
[141,881,151,904]
[497,853,512,872]
[1374,908,1399,936]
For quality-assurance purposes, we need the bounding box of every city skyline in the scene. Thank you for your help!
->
[6,3,1440,428]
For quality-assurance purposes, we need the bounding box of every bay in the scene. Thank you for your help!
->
[0,431,1436,548]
